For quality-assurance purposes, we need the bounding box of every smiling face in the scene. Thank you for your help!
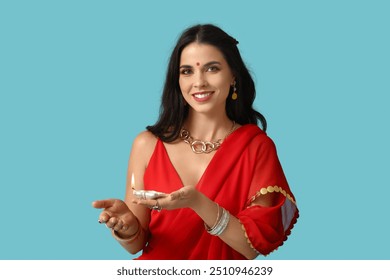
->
[179,42,235,116]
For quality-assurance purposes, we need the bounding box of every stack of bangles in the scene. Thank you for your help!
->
[112,219,142,244]
[205,203,230,236]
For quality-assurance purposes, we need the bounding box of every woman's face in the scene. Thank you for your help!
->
[179,42,234,116]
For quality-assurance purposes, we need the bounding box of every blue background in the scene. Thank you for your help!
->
[0,0,389,259]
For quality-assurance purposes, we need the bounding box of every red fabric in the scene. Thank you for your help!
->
[137,124,298,260]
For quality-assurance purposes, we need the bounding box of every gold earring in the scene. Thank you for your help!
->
[232,81,238,100]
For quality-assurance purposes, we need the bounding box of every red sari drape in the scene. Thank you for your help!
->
[137,124,299,260]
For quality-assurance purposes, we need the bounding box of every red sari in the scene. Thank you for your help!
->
[137,124,299,260]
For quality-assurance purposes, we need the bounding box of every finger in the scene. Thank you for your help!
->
[106,217,118,229]
[113,220,124,232]
[122,224,129,232]
[133,198,149,206]
[133,198,159,208]
[170,189,185,201]
[98,211,112,223]
[170,192,179,200]
[92,199,116,209]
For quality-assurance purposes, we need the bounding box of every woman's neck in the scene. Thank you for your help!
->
[183,112,233,141]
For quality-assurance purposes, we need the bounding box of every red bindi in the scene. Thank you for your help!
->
[196,62,200,66]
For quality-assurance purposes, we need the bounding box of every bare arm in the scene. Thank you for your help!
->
[92,131,157,255]
[192,191,278,259]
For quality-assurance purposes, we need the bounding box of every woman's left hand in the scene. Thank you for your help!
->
[132,185,201,211]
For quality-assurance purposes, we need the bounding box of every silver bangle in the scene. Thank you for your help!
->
[206,207,230,236]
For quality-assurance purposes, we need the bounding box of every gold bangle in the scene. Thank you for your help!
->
[204,203,220,231]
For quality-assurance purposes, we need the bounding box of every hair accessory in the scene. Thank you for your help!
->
[232,81,238,100]
[180,121,236,154]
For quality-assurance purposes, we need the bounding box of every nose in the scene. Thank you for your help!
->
[193,71,207,88]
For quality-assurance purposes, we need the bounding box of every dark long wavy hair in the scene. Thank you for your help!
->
[147,24,267,142]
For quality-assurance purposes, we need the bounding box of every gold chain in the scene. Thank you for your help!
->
[180,121,236,154]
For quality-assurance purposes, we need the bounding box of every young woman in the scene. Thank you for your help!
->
[92,24,298,260]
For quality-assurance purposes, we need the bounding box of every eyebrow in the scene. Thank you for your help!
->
[179,61,222,68]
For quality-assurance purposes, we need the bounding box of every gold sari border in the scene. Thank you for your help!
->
[249,185,297,206]
[238,220,260,256]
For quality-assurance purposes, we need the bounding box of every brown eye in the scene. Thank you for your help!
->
[180,68,192,75]
[207,66,219,72]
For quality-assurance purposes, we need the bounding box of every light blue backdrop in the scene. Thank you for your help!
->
[0,0,389,260]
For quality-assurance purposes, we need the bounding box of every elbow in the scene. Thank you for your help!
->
[126,239,147,255]
[124,242,145,255]
[128,247,142,255]
[244,250,259,260]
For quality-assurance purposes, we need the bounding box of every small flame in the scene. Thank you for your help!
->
[131,173,135,190]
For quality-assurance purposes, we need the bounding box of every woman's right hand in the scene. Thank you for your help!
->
[92,199,139,238]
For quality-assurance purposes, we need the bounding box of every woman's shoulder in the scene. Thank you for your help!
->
[133,130,158,151]
[130,131,159,166]
[129,131,159,169]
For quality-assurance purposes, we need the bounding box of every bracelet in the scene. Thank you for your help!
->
[204,203,220,232]
[111,219,142,244]
[205,205,230,236]
[207,203,220,230]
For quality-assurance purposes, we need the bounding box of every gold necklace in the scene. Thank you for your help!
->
[180,121,236,154]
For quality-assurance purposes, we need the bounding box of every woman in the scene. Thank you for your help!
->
[92,24,298,260]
